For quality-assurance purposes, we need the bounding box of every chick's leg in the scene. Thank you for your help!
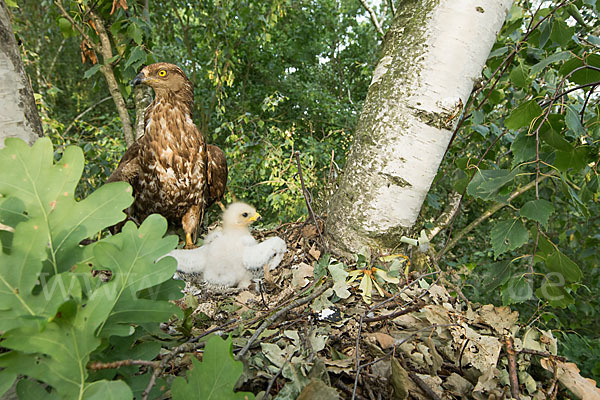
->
[182,204,202,249]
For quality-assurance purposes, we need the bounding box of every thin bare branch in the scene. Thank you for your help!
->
[358,0,384,36]
[437,174,553,259]
[236,281,332,359]
[63,96,112,137]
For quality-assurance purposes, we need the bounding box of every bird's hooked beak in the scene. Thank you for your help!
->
[132,71,146,86]
[248,212,262,223]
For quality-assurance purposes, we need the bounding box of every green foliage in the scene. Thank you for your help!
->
[171,336,254,400]
[0,138,183,399]
[427,0,600,376]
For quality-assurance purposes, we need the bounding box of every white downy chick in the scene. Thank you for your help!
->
[168,202,265,288]
[200,203,261,288]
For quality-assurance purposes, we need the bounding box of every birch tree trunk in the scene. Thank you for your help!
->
[0,0,42,148]
[326,0,513,256]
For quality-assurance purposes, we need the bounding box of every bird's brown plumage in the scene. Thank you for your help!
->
[107,62,227,247]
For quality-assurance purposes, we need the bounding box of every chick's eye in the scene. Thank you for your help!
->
[242,212,248,218]
[158,70,167,77]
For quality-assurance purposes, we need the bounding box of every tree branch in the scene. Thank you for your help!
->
[133,85,152,139]
[236,281,332,359]
[437,174,553,258]
[54,1,135,146]
[62,96,112,137]
[358,0,384,36]
[88,9,135,146]
[427,192,462,241]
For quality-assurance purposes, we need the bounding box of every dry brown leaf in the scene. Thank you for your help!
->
[110,0,128,15]
[309,244,321,260]
[324,358,353,374]
[371,332,396,349]
[263,262,274,284]
[79,40,97,64]
[540,359,600,400]
[471,304,520,335]
[301,224,318,239]
[292,263,314,289]
[235,290,257,306]
[297,379,340,400]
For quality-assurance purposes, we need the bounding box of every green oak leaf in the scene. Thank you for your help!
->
[0,288,127,399]
[171,336,255,400]
[0,138,133,274]
[93,215,182,337]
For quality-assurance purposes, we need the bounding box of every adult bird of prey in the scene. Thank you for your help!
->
[168,202,287,288]
[107,63,227,248]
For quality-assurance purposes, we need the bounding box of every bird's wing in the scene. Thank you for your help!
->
[106,141,141,184]
[243,237,287,271]
[206,144,228,207]
[169,246,209,274]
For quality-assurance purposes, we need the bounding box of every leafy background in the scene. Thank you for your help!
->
[7,0,600,391]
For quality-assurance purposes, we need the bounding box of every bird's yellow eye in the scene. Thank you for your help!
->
[158,69,167,77]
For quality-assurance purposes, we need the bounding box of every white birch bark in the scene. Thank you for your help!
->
[0,0,42,148]
[326,0,513,255]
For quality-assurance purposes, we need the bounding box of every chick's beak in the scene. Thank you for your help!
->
[248,213,261,223]
[132,72,146,86]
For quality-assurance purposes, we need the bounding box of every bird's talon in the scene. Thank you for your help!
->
[184,233,196,249]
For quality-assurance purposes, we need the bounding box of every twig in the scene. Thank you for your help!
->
[427,192,462,241]
[363,301,425,323]
[336,380,369,400]
[53,0,101,53]
[547,358,560,400]
[236,281,332,359]
[580,83,599,124]
[352,324,461,400]
[437,174,553,259]
[538,80,600,108]
[519,348,567,362]
[63,96,112,137]
[387,0,395,16]
[294,151,326,251]
[352,273,440,398]
[264,351,294,399]
[505,335,521,399]
[141,319,236,400]
[405,361,442,400]
[368,271,440,313]
[357,0,384,36]
[88,359,159,370]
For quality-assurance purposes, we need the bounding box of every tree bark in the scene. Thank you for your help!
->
[326,0,513,256]
[0,0,42,148]
[133,85,152,139]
